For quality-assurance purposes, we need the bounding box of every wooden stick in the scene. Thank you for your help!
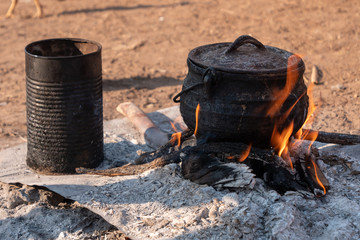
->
[310,65,323,85]
[303,129,360,145]
[117,102,169,149]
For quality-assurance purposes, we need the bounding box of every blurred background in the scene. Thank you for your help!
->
[0,0,359,149]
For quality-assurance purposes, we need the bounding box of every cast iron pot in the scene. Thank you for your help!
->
[174,35,309,147]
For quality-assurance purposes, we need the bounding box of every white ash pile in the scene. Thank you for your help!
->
[77,136,360,240]
[0,182,127,240]
[0,107,359,239]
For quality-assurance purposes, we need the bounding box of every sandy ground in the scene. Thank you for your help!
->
[0,0,359,150]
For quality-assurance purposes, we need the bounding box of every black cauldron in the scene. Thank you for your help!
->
[174,35,308,147]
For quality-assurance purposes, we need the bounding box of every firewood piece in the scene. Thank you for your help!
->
[181,151,255,190]
[181,151,234,185]
[117,102,169,149]
[262,164,308,194]
[304,129,360,145]
[182,142,310,194]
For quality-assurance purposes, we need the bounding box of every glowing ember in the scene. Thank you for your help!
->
[194,104,200,136]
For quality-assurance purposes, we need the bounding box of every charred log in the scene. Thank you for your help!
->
[181,142,309,194]
[181,151,256,190]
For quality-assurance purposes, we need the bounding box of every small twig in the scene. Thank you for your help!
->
[304,129,360,145]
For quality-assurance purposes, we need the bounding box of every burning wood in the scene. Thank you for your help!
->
[77,127,332,197]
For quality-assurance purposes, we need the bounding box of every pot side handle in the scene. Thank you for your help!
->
[225,35,266,54]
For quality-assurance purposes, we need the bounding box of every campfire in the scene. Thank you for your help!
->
[168,75,328,198]
[76,35,360,198]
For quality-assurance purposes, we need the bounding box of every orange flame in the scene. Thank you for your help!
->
[170,121,177,132]
[238,143,252,162]
[292,83,319,153]
[270,121,294,169]
[170,119,185,147]
[310,157,327,195]
[290,82,326,196]
[270,91,307,169]
[170,103,200,147]
[266,54,301,117]
[194,104,200,136]
[170,132,182,147]
[268,54,302,169]
[268,56,326,195]
[225,144,252,162]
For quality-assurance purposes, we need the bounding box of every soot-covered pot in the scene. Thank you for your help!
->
[174,35,308,147]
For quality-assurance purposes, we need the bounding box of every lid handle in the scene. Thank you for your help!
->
[225,35,266,54]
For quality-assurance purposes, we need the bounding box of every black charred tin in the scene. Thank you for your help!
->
[25,38,103,174]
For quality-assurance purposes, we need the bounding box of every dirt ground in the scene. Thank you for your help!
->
[0,0,359,150]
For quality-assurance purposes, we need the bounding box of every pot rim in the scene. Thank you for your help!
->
[188,42,305,75]
[25,38,102,60]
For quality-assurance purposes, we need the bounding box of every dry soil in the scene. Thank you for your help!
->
[0,0,359,150]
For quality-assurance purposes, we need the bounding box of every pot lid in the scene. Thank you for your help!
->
[188,35,303,73]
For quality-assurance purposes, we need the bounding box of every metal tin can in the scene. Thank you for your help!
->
[25,38,103,174]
